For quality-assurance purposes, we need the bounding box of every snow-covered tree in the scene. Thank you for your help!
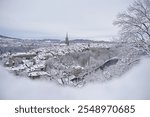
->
[114,0,150,55]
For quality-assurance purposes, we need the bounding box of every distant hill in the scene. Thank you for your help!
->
[0,35,94,43]
[0,35,60,42]
[0,35,21,40]
[0,34,117,44]
[70,39,94,43]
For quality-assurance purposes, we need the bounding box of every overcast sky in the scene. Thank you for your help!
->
[0,0,134,40]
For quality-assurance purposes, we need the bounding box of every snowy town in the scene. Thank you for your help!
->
[0,34,145,87]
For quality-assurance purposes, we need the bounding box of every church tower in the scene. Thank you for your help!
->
[65,33,69,46]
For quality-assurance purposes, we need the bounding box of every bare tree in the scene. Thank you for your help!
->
[114,0,150,55]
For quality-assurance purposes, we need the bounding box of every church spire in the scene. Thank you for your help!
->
[65,32,69,46]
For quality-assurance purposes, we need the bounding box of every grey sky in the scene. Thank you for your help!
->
[0,0,134,40]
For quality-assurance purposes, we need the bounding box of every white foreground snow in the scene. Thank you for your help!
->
[0,57,150,100]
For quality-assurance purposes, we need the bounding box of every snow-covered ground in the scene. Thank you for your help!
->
[0,57,150,100]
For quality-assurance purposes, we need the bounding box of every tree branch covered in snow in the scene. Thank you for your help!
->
[114,0,150,55]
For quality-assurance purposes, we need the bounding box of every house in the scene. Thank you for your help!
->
[12,52,36,60]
